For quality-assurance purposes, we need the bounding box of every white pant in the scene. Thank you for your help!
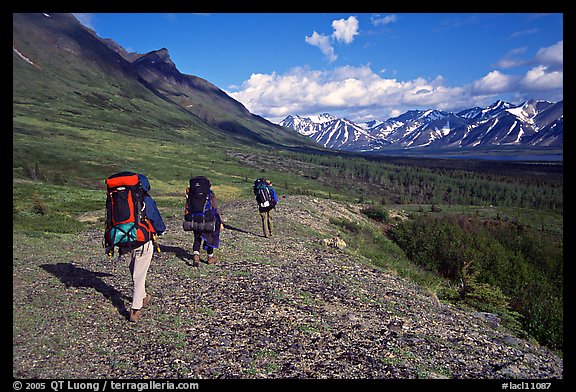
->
[128,240,153,310]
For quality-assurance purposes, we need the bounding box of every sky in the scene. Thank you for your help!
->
[73,13,564,124]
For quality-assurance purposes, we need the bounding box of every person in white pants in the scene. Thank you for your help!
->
[126,174,166,323]
[128,240,154,322]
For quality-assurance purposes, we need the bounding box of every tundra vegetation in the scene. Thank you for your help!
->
[13,123,563,352]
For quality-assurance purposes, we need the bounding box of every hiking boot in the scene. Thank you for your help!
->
[207,255,217,264]
[143,293,152,308]
[192,253,200,267]
[129,308,143,322]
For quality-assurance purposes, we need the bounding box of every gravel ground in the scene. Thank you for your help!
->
[12,195,563,380]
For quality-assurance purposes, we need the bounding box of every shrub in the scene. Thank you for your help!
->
[329,217,362,234]
[32,192,47,215]
[360,205,390,223]
[388,213,563,350]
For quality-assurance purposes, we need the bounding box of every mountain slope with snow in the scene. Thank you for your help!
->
[280,100,563,153]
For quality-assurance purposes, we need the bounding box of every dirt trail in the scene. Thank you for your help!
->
[12,195,563,379]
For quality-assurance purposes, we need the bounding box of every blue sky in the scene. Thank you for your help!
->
[74,13,563,123]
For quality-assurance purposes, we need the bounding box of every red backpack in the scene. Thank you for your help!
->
[104,172,155,256]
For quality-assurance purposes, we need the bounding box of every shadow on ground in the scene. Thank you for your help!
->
[223,222,260,237]
[41,263,129,318]
[158,244,194,264]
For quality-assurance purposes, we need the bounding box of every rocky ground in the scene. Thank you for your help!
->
[12,195,563,381]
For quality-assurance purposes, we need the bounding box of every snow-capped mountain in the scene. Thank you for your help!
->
[279,100,563,152]
[280,114,376,149]
[456,100,515,121]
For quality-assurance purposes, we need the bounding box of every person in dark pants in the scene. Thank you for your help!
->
[253,178,278,238]
[184,177,222,267]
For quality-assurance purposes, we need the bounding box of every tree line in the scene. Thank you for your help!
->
[282,152,563,212]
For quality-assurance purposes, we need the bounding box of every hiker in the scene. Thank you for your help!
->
[105,172,166,323]
[253,178,278,238]
[182,176,222,267]
[126,173,165,322]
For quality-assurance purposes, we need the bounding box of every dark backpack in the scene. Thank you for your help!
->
[183,176,216,232]
[254,178,276,209]
[104,171,155,256]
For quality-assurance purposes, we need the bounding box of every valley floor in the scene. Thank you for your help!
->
[12,196,563,381]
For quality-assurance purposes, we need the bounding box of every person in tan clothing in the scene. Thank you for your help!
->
[124,174,165,322]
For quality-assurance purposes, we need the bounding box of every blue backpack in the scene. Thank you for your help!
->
[183,176,216,232]
[254,178,277,209]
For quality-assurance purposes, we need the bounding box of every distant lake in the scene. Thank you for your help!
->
[443,154,563,162]
[370,150,563,163]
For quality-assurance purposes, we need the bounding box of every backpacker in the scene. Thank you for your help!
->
[183,176,216,232]
[254,178,276,209]
[104,172,155,256]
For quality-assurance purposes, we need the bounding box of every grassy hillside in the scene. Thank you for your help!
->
[13,13,319,178]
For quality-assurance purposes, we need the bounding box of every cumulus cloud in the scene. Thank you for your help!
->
[304,32,337,62]
[480,40,563,98]
[519,65,563,91]
[228,66,469,122]
[306,15,359,62]
[230,37,562,123]
[472,70,517,94]
[495,40,563,71]
[533,40,563,67]
[331,16,359,44]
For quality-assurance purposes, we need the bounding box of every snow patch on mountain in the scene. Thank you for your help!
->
[279,100,563,152]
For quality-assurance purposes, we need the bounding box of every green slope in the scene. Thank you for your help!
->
[13,13,320,188]
[130,48,313,148]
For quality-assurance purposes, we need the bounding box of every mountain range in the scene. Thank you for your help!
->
[13,13,563,161]
[279,99,563,153]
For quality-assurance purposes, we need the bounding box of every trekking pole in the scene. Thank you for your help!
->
[153,233,161,253]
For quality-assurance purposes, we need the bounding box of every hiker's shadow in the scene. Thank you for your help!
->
[41,263,129,318]
[159,245,195,266]
[223,223,260,237]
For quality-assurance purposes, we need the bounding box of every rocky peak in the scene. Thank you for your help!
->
[133,47,178,74]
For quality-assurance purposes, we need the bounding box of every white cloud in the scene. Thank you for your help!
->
[519,65,563,91]
[509,28,539,39]
[474,39,563,97]
[228,66,469,122]
[331,16,359,44]
[495,41,563,71]
[304,31,337,62]
[231,36,563,123]
[228,61,563,123]
[371,14,398,26]
[472,70,516,94]
[533,40,563,67]
[305,15,359,62]
[495,47,528,69]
